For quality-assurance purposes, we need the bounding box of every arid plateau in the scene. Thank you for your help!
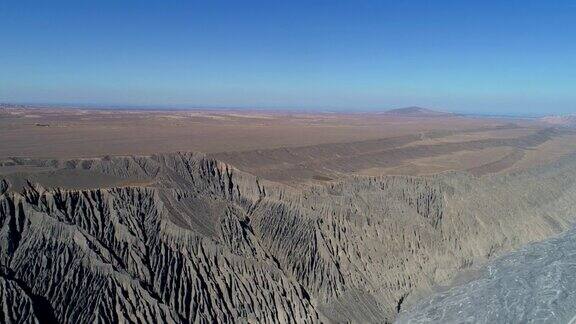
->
[2,105,576,323]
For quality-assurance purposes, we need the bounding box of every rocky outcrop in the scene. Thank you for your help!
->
[0,275,41,323]
[0,179,8,195]
[2,152,576,323]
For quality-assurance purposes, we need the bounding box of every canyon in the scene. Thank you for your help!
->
[2,149,576,322]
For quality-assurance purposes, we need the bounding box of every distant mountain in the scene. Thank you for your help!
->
[540,114,576,127]
[384,106,454,117]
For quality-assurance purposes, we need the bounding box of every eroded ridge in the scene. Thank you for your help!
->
[2,152,576,322]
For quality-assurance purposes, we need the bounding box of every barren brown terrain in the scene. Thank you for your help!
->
[2,0,574,322]
[3,105,576,323]
[2,105,575,184]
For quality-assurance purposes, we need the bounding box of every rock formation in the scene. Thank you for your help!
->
[2,152,576,323]
[396,226,576,323]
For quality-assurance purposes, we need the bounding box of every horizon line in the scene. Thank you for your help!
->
[0,101,556,118]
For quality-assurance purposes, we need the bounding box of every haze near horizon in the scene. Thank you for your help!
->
[1,0,575,115]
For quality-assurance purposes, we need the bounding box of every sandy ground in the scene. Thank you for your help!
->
[1,106,573,183]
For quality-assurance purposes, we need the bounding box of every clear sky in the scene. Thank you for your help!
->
[1,0,575,115]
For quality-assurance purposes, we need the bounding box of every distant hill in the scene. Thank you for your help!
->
[384,106,454,117]
[540,114,576,127]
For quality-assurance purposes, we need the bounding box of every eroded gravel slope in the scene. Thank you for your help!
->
[396,226,576,323]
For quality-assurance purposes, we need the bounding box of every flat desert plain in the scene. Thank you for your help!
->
[1,106,575,184]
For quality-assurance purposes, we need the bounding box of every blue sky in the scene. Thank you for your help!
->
[1,0,575,115]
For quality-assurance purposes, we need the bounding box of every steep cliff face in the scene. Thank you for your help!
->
[2,152,576,323]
